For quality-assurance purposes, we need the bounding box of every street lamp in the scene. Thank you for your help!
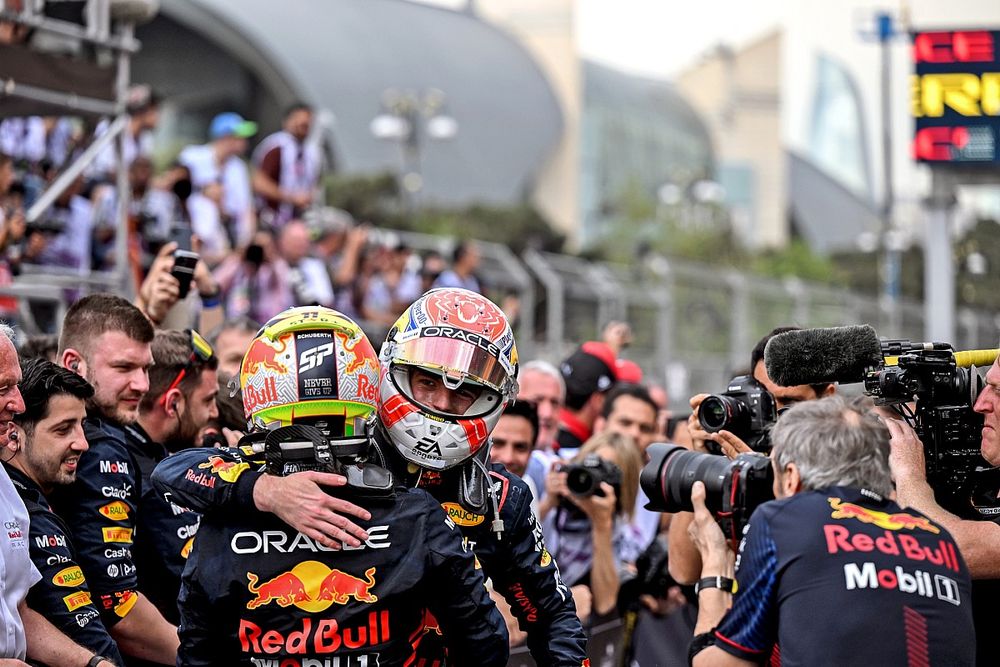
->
[370,88,458,217]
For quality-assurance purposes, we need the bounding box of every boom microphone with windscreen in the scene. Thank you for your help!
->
[763,325,883,387]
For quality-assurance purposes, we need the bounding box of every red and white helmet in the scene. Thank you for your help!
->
[378,288,519,470]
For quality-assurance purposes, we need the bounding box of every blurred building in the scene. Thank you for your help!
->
[132,0,714,248]
[138,0,563,222]
[581,61,713,247]
[676,31,785,249]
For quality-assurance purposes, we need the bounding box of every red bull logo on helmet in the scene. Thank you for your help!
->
[828,497,940,534]
[242,336,293,376]
[423,289,507,336]
[241,334,299,418]
[245,561,378,612]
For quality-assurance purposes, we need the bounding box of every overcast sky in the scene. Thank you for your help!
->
[414,0,785,78]
[576,0,785,77]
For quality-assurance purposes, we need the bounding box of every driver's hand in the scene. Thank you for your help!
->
[252,472,372,549]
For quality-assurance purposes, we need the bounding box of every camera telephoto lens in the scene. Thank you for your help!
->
[640,443,734,514]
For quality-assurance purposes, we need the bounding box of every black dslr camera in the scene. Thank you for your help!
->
[563,454,622,501]
[864,345,992,518]
[641,443,774,546]
[698,375,778,452]
[260,424,394,500]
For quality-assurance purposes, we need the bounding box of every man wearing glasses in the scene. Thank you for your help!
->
[123,329,218,626]
[53,294,179,665]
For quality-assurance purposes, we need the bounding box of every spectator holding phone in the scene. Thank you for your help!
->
[135,242,222,332]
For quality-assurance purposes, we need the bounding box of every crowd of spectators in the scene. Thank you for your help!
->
[0,89,487,338]
[0,79,989,667]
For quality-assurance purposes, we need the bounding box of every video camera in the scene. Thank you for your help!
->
[864,344,992,517]
[764,325,999,519]
[698,375,777,453]
[641,443,774,546]
[251,423,394,500]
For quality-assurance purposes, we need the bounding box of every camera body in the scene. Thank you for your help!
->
[641,443,774,546]
[564,454,622,500]
[864,348,988,517]
[698,375,778,452]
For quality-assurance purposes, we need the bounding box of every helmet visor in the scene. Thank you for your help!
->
[391,365,504,420]
[392,332,513,395]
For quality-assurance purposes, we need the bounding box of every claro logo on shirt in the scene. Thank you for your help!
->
[441,502,484,526]
[101,484,132,499]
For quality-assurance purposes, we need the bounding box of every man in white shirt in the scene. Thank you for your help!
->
[178,112,258,250]
[252,103,322,228]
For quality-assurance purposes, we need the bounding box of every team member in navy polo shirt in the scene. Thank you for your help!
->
[5,359,123,666]
[688,396,974,667]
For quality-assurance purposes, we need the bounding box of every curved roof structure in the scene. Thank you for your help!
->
[159,0,563,206]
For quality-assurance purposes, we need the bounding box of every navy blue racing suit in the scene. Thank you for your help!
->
[151,439,589,666]
[123,423,201,626]
[49,417,144,628]
[4,464,124,666]
[154,448,508,665]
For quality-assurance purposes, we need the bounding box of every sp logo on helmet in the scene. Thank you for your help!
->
[299,343,335,373]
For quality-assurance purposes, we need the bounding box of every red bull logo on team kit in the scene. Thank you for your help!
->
[198,455,251,483]
[828,497,940,533]
[246,561,378,612]
[239,613,390,657]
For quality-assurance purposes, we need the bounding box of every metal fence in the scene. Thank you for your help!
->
[394,233,999,401]
[13,229,997,402]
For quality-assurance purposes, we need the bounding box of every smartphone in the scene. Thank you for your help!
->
[168,224,193,252]
[171,250,199,299]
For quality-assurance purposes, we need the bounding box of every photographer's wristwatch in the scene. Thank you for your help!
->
[87,655,111,667]
[695,575,737,595]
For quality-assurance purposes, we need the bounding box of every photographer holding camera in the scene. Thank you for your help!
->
[683,396,974,666]
[543,430,643,617]
[669,327,835,585]
[890,349,1000,576]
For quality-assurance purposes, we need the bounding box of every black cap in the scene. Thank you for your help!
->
[560,342,617,397]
